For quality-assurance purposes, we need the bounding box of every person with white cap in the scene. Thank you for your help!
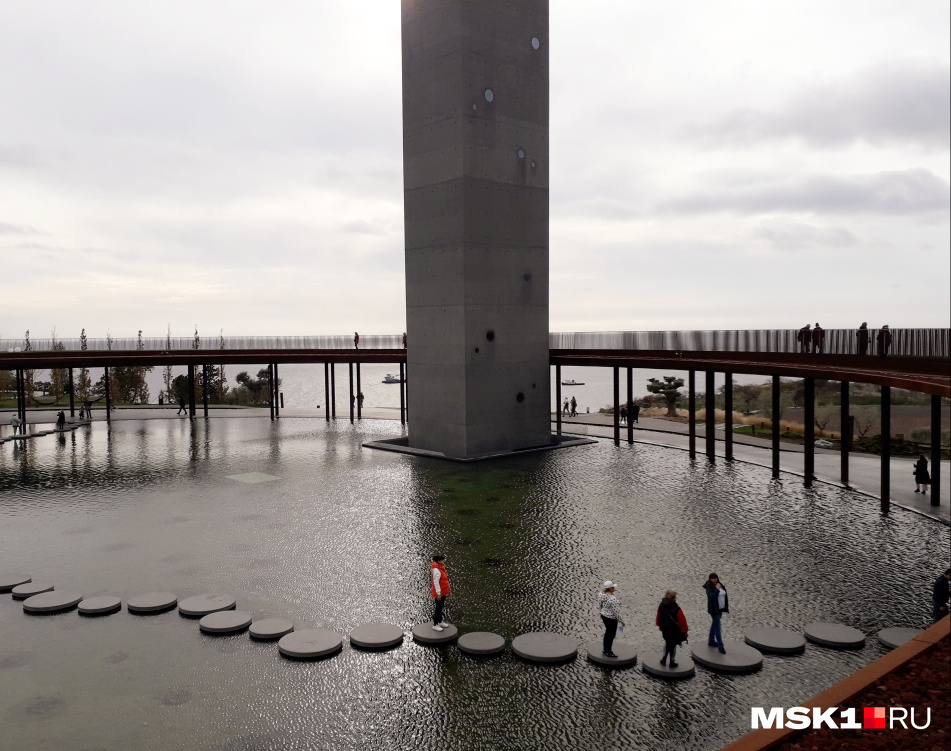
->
[598,580,625,658]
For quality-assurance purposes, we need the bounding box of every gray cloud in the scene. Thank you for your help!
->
[691,60,950,149]
[659,168,950,216]
[752,221,857,251]
[0,221,41,235]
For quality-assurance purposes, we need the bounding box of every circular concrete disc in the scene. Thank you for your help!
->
[0,575,32,593]
[457,631,506,656]
[744,627,806,654]
[11,582,54,600]
[804,622,866,649]
[78,596,122,615]
[878,627,923,650]
[511,632,577,664]
[641,652,695,679]
[412,623,458,645]
[585,641,638,668]
[278,628,343,659]
[249,618,294,641]
[127,592,177,614]
[199,610,252,634]
[178,594,236,617]
[691,641,763,673]
[23,591,83,613]
[349,623,404,650]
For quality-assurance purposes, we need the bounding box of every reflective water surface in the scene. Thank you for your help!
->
[1,418,947,750]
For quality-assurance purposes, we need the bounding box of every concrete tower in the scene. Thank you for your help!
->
[401,0,551,460]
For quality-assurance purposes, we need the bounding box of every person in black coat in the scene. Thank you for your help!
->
[856,322,870,355]
[56,411,66,429]
[933,569,951,623]
[914,454,931,494]
[703,573,729,653]
[655,589,689,667]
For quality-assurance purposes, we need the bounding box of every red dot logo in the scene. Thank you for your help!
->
[863,707,887,729]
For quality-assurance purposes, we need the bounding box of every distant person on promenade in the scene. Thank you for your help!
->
[563,398,570,417]
[598,580,625,659]
[656,590,688,667]
[177,396,187,415]
[877,325,891,358]
[10,415,21,435]
[402,332,407,349]
[631,404,640,423]
[812,323,825,354]
[570,396,577,417]
[703,573,729,653]
[914,454,931,494]
[56,411,66,430]
[933,569,951,623]
[84,400,92,419]
[619,405,627,424]
[797,324,812,354]
[158,393,164,405]
[354,332,360,349]
[431,554,450,632]
[857,322,870,355]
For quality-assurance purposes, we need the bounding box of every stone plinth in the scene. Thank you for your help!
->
[128,592,177,614]
[412,623,458,645]
[744,627,806,655]
[877,627,922,650]
[804,622,866,650]
[278,629,343,659]
[585,641,637,668]
[641,652,695,679]
[78,596,122,615]
[349,623,404,650]
[249,618,295,641]
[199,610,253,634]
[23,591,83,613]
[0,574,31,593]
[458,631,506,656]
[11,582,54,600]
[178,594,236,617]
[691,641,763,673]
[511,632,576,664]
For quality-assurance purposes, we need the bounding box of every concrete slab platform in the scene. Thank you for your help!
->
[744,627,806,654]
[804,622,866,649]
[78,596,122,615]
[0,574,31,593]
[511,632,577,664]
[363,435,596,463]
[349,623,404,650]
[411,623,458,644]
[200,610,253,634]
[249,618,294,640]
[585,641,637,668]
[178,594,236,617]
[23,591,83,613]
[641,652,695,679]
[12,582,54,600]
[457,631,506,656]
[691,641,763,673]
[127,592,177,614]
[278,628,343,659]
[877,627,923,649]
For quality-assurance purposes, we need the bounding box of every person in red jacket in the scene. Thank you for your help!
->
[656,589,689,668]
[431,554,451,632]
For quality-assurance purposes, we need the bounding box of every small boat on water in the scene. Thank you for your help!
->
[561,379,585,386]
[382,374,404,384]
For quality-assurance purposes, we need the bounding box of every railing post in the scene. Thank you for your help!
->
[804,377,814,487]
[324,362,330,422]
[356,362,362,420]
[399,361,406,426]
[881,386,891,513]
[274,363,280,418]
[688,370,696,459]
[105,366,112,422]
[840,381,850,487]
[931,395,941,507]
[705,370,716,462]
[772,375,780,478]
[202,364,209,417]
[267,365,273,421]
[186,364,195,419]
[613,365,620,446]
[330,363,336,419]
[724,372,733,461]
[68,368,75,417]
[626,365,634,445]
[349,362,354,424]
[555,364,562,436]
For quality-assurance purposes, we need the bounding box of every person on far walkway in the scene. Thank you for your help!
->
[797,324,812,354]
[56,411,66,430]
[562,398,570,417]
[402,332,407,349]
[358,392,365,409]
[631,404,640,423]
[914,454,931,494]
[10,415,21,435]
[598,580,625,658]
[84,400,92,419]
[703,573,729,653]
[177,396,187,415]
[354,332,360,349]
[619,405,627,425]
[431,554,450,632]
[656,590,688,667]
[933,568,951,623]
[570,396,577,417]
[857,322,870,355]
[812,323,825,354]
[877,325,891,358]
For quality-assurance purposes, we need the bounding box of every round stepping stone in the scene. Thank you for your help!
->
[511,632,577,664]
[804,622,866,650]
[199,610,252,634]
[0,574,31,593]
[458,631,506,656]
[78,596,122,615]
[11,582,54,600]
[23,591,83,613]
[412,623,458,645]
[249,618,295,641]
[744,627,806,655]
[878,627,923,650]
[641,652,695,679]
[127,592,177,614]
[178,594,236,617]
[278,628,343,659]
[349,623,404,650]
[691,640,763,673]
[585,641,638,668]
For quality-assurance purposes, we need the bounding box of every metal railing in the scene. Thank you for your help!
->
[1,334,403,353]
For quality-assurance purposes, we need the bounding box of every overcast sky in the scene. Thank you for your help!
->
[1,0,948,343]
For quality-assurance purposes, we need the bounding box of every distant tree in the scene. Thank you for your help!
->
[646,376,685,417]
[172,374,190,404]
[162,324,174,401]
[76,328,92,400]
[814,405,837,437]
[853,406,879,438]
[732,384,762,414]
[48,332,68,402]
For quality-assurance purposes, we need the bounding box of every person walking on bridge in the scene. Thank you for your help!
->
[354,332,360,349]
[857,322,870,355]
[797,324,812,354]
[430,554,451,632]
[598,580,625,658]
[877,325,891,358]
[812,323,825,354]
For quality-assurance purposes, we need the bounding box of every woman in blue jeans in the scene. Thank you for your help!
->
[703,573,729,653]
